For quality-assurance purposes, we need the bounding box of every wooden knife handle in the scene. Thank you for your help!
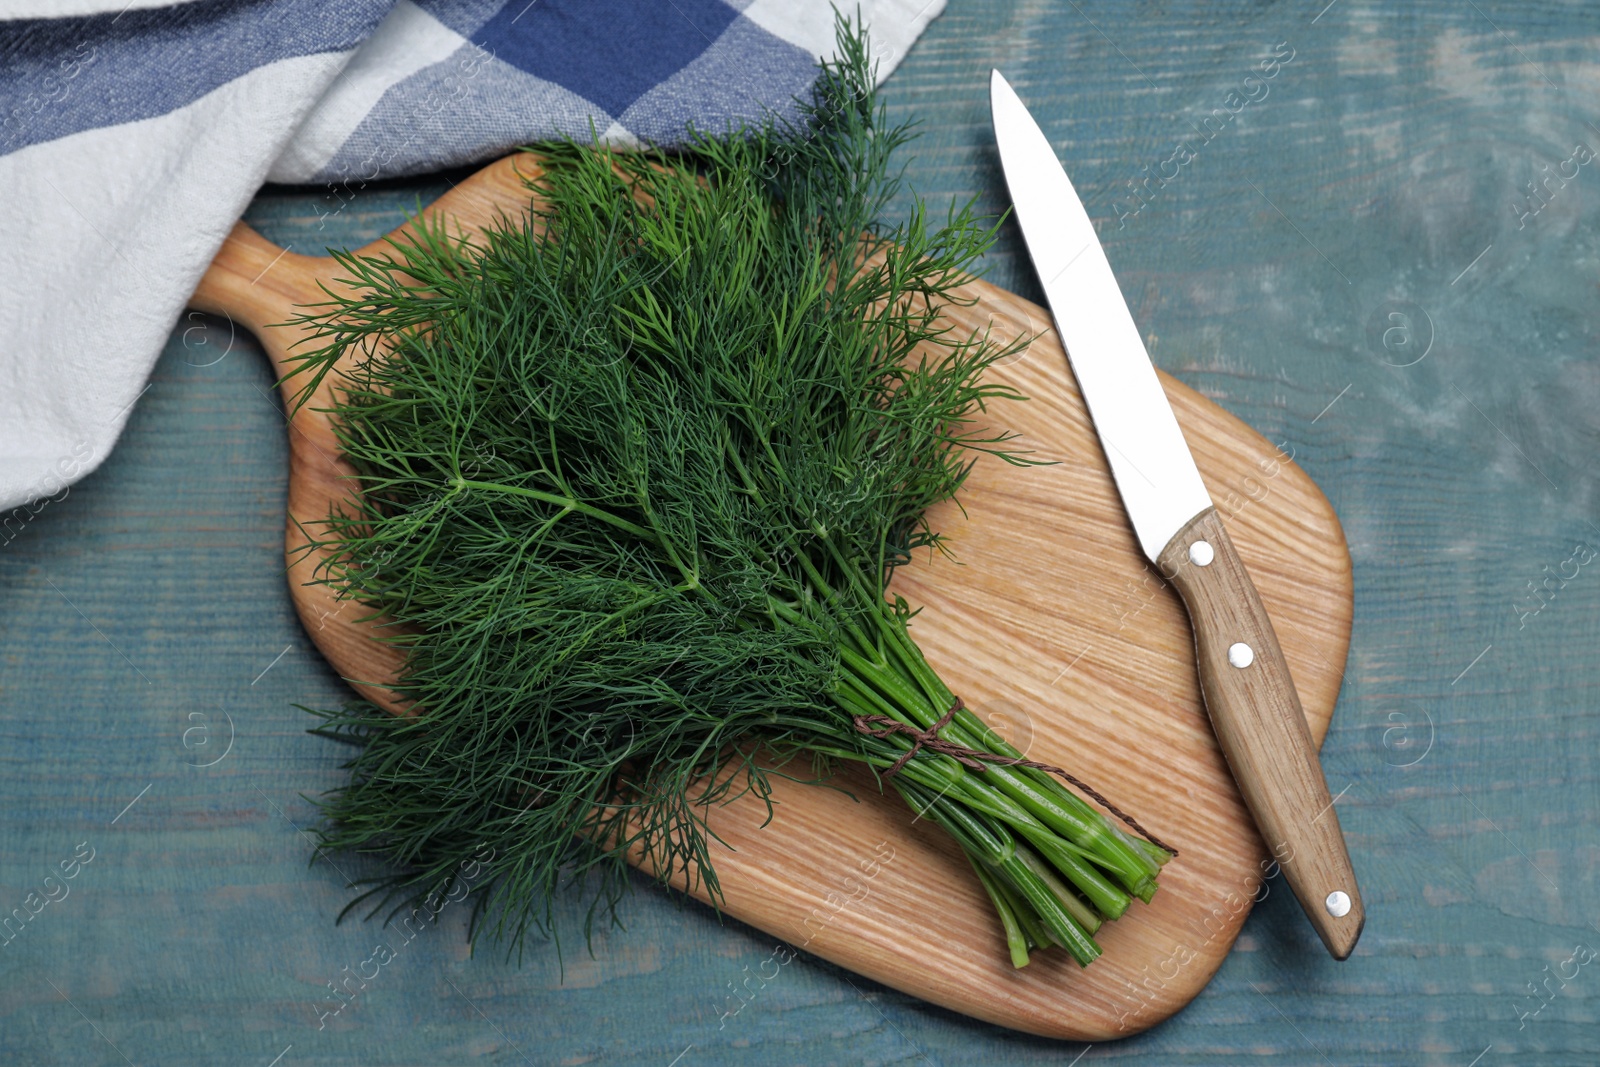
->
[1157,506,1364,959]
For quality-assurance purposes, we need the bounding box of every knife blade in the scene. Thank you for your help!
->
[990,70,1363,959]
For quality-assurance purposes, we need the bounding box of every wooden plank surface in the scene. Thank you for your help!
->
[187,148,1352,1039]
[3,1,1598,1063]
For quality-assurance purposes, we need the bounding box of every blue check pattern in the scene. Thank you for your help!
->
[1,0,827,179]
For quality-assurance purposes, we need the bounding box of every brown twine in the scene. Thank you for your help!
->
[852,697,1179,857]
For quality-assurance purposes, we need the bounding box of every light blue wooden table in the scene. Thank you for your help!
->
[4,1,1599,1063]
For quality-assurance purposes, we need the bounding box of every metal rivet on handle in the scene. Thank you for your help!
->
[1325,890,1352,918]
[1188,540,1214,566]
[1227,642,1254,669]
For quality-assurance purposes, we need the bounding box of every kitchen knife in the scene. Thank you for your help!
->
[990,70,1363,959]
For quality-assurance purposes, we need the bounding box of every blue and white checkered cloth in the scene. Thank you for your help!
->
[0,0,943,511]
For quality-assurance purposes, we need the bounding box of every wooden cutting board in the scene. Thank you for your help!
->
[189,154,1353,1041]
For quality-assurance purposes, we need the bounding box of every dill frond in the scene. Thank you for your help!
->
[287,15,1169,968]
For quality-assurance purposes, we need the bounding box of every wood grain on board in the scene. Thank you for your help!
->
[188,153,1353,1040]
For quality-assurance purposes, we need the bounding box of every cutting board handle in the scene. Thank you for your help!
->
[190,222,325,385]
[191,222,404,707]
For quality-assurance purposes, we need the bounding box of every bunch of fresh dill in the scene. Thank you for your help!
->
[289,19,1170,970]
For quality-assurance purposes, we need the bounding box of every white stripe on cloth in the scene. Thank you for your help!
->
[742,0,945,81]
[0,52,353,511]
[269,0,467,184]
[2,0,211,21]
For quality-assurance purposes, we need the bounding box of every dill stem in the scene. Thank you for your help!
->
[903,780,1100,966]
[830,636,1132,919]
[862,604,1161,893]
[968,855,1031,968]
[991,864,1053,952]
[449,479,657,543]
[1012,843,1101,934]
[963,783,1128,920]
[762,578,1147,921]
[1129,832,1174,870]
